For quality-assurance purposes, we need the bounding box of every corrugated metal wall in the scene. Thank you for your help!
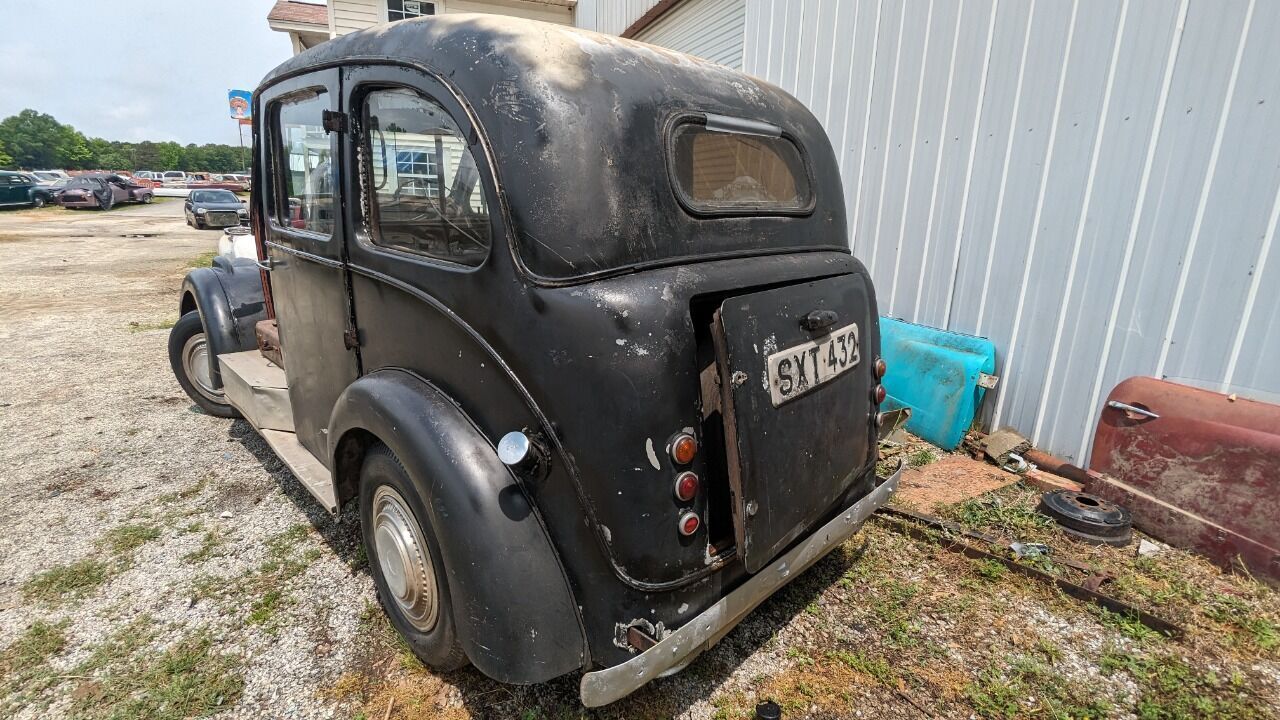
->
[634,0,745,69]
[575,0,665,35]
[738,0,1280,462]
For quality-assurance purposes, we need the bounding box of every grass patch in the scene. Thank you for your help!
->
[0,620,70,713]
[246,589,286,627]
[158,475,210,504]
[974,558,1008,582]
[101,523,162,556]
[948,495,1055,538]
[965,655,1111,719]
[22,558,112,604]
[69,629,243,720]
[1100,646,1260,719]
[907,447,938,467]
[127,318,176,333]
[187,250,219,269]
[183,530,228,564]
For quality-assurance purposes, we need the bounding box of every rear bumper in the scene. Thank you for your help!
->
[580,458,904,707]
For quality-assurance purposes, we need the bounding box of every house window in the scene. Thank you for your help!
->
[388,0,435,21]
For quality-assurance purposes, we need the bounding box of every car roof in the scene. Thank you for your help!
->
[258,14,844,282]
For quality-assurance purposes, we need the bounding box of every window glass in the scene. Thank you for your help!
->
[274,91,333,235]
[364,88,490,266]
[671,123,811,212]
[388,0,434,21]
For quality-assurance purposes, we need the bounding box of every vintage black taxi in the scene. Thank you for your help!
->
[167,14,901,706]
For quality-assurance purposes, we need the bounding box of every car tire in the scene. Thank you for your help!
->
[142,194,154,204]
[195,218,205,229]
[360,443,469,672]
[167,311,240,419]
[31,195,46,208]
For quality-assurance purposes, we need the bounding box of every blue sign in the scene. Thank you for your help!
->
[228,89,252,120]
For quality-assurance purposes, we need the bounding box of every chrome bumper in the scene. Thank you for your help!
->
[580,459,904,707]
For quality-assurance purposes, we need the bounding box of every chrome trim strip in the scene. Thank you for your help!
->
[580,459,904,707]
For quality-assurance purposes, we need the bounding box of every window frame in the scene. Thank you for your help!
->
[664,112,817,218]
[385,0,436,22]
[266,87,336,241]
[356,83,493,269]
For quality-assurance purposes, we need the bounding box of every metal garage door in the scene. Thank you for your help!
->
[634,0,745,70]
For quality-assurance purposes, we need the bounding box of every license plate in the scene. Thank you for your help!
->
[766,323,860,406]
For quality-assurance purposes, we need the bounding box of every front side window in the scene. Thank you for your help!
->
[363,88,490,266]
[272,90,333,236]
[388,0,434,21]
[671,118,811,213]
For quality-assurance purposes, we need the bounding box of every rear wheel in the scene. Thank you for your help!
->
[167,311,239,418]
[361,443,468,671]
[142,193,154,204]
[31,195,46,208]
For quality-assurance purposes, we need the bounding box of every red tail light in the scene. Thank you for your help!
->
[678,511,701,536]
[873,384,887,405]
[875,357,888,378]
[673,471,699,502]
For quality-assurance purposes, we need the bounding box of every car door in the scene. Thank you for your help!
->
[0,175,17,204]
[259,69,360,464]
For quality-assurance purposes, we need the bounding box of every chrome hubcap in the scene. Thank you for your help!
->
[372,485,438,632]
[181,333,223,402]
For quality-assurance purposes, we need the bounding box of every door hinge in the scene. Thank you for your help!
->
[322,110,349,134]
[343,327,360,350]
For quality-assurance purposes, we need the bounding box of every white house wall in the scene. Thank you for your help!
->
[634,0,745,69]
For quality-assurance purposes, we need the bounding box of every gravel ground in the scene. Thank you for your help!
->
[1,203,1277,720]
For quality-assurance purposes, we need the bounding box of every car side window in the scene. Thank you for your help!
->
[362,88,491,266]
[271,90,334,236]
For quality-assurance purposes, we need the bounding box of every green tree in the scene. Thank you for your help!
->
[0,140,13,169]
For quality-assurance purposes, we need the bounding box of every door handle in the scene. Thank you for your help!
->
[255,257,274,272]
[801,309,839,332]
[1107,400,1159,420]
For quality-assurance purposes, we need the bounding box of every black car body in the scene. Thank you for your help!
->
[167,15,900,706]
[30,177,68,207]
[185,189,249,229]
[58,173,152,209]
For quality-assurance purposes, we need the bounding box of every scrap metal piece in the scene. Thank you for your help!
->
[874,509,1182,639]
[1039,490,1133,547]
[982,428,1032,467]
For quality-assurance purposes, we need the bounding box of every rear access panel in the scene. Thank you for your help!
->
[713,274,874,573]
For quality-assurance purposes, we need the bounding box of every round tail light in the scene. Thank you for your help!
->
[873,384,887,405]
[673,471,699,502]
[671,433,697,465]
[875,357,888,378]
[678,511,701,536]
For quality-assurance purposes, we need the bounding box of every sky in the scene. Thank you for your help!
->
[1,0,295,146]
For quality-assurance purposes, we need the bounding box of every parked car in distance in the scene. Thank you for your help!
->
[185,189,248,229]
[30,177,68,207]
[167,15,901,708]
[0,170,41,208]
[31,170,70,183]
[162,171,188,185]
[58,173,153,209]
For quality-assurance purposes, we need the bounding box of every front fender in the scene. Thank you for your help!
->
[180,256,266,388]
[328,369,587,683]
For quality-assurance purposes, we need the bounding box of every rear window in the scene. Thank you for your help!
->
[671,115,812,214]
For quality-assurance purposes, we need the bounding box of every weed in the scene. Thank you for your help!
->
[966,655,1111,719]
[828,650,895,685]
[183,530,228,564]
[1099,645,1261,719]
[101,523,162,556]
[1089,606,1166,643]
[950,496,1054,537]
[127,319,176,333]
[157,475,210,504]
[70,630,244,720]
[22,558,112,603]
[188,250,219,269]
[975,558,1007,581]
[247,589,286,627]
[907,447,938,467]
[0,620,69,712]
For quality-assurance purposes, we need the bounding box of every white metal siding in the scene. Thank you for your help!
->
[742,0,1280,463]
[634,0,746,69]
[575,0,664,35]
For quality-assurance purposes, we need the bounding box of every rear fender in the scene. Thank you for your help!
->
[179,256,266,388]
[328,369,587,683]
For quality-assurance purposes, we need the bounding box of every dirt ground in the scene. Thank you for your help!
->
[1,203,1278,719]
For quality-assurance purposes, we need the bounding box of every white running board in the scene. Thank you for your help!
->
[218,351,338,514]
